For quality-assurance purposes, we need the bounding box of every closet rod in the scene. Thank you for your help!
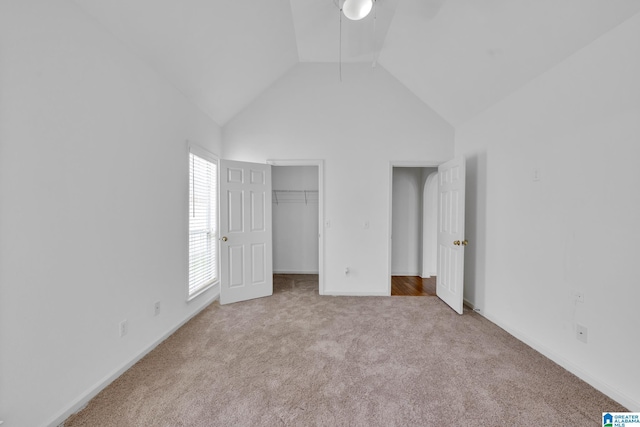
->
[272,190,318,205]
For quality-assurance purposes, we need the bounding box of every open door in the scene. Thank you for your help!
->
[219,160,273,305]
[436,156,466,314]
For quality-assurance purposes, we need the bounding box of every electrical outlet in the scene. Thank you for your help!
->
[119,320,128,337]
[533,168,542,181]
[576,324,588,343]
[154,301,161,316]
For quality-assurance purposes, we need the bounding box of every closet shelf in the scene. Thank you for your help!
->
[272,190,319,205]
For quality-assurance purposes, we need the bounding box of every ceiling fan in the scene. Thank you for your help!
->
[341,0,375,20]
[333,0,376,21]
[333,0,379,79]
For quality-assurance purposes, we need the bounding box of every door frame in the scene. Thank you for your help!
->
[387,160,441,296]
[267,159,325,295]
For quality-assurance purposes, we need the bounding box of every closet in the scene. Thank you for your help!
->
[272,166,319,274]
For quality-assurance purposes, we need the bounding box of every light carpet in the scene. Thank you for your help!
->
[64,275,625,426]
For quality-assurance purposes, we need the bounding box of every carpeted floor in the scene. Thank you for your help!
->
[64,275,625,426]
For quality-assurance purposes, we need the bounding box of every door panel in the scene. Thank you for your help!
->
[250,191,265,231]
[437,157,466,314]
[220,160,272,304]
[251,243,266,283]
[227,190,244,233]
[228,245,244,288]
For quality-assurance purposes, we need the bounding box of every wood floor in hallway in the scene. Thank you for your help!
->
[272,274,437,297]
[391,276,437,296]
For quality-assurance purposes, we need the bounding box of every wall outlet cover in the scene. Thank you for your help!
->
[119,320,128,337]
[576,324,588,343]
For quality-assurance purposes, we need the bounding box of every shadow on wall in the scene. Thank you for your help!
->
[464,151,488,311]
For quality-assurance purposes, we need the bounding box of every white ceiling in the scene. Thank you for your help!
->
[72,0,640,127]
[73,0,299,125]
[290,0,403,63]
[379,0,640,125]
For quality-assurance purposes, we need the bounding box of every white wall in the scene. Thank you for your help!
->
[272,166,319,273]
[0,1,222,426]
[421,171,438,278]
[456,12,640,410]
[223,63,454,295]
[391,168,422,275]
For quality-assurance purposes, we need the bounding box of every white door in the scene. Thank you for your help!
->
[436,156,466,314]
[219,160,273,305]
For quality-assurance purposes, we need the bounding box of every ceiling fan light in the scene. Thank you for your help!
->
[343,0,373,21]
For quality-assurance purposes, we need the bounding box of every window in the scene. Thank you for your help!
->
[188,147,218,299]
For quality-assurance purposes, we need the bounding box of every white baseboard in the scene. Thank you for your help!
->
[49,291,219,427]
[273,270,319,275]
[324,290,389,296]
[477,309,640,412]
[391,272,420,276]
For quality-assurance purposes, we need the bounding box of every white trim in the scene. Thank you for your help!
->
[391,272,421,276]
[188,141,219,164]
[478,309,640,412]
[273,270,319,275]
[388,161,442,296]
[46,292,220,427]
[389,160,443,167]
[324,290,389,296]
[186,280,218,302]
[267,159,325,295]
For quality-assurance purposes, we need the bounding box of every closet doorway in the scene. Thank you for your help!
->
[269,160,324,295]
[390,165,438,296]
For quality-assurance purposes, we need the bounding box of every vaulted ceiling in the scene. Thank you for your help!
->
[72,0,640,127]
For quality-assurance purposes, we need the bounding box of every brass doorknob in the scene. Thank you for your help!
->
[221,236,228,242]
[462,240,468,246]
[453,240,461,246]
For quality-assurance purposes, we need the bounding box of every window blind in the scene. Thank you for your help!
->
[188,151,217,298]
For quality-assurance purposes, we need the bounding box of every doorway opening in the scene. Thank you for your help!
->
[389,165,438,296]
[269,160,324,295]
